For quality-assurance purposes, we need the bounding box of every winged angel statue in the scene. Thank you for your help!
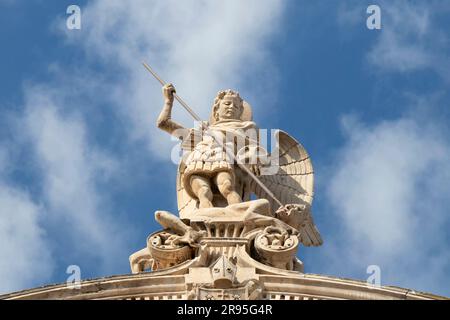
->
[129,67,322,275]
[157,83,322,247]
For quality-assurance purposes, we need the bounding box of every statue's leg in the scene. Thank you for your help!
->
[155,211,191,234]
[214,171,242,205]
[155,210,206,247]
[190,175,213,208]
[129,248,153,274]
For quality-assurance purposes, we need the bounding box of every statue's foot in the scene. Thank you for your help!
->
[226,192,242,205]
[199,200,213,208]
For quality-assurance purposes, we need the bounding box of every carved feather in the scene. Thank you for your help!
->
[252,130,314,215]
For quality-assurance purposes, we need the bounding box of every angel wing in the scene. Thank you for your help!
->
[177,156,198,219]
[251,130,314,211]
[177,129,200,219]
[250,130,322,246]
[298,211,323,246]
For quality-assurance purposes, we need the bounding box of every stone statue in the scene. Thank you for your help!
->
[157,84,260,209]
[129,65,323,299]
[156,84,320,222]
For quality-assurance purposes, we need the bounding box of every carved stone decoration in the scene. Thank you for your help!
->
[188,279,263,301]
[2,81,446,301]
[210,256,237,289]
[254,227,299,270]
[128,85,325,298]
[185,255,263,300]
[193,282,262,301]
[129,211,205,273]
[147,231,194,271]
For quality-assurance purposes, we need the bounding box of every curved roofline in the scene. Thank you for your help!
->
[1,272,447,300]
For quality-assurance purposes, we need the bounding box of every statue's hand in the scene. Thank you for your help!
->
[276,204,308,217]
[162,83,176,103]
[276,204,310,231]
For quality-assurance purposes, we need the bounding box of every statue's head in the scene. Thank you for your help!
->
[211,90,244,122]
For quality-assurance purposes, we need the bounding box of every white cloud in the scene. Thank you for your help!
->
[331,1,450,295]
[36,0,285,270]
[0,118,53,294]
[0,0,286,293]
[324,114,450,295]
[0,80,131,294]
[367,1,430,72]
[0,183,53,294]
[366,0,450,78]
[22,87,129,273]
[65,0,285,157]
[337,1,450,80]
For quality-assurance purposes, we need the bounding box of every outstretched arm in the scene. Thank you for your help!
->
[156,83,189,139]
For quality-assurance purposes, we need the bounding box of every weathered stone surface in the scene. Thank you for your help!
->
[127,87,324,299]
[1,272,446,300]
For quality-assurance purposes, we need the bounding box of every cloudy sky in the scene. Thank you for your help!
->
[0,0,449,296]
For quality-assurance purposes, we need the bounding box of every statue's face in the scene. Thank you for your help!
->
[217,96,242,120]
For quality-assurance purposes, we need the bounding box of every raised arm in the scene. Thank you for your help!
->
[156,83,189,139]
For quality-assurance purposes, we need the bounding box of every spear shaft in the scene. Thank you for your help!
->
[143,62,201,122]
[142,61,283,208]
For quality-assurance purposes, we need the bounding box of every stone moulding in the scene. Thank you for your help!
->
[1,272,446,300]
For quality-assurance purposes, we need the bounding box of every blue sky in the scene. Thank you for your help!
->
[1,0,449,296]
